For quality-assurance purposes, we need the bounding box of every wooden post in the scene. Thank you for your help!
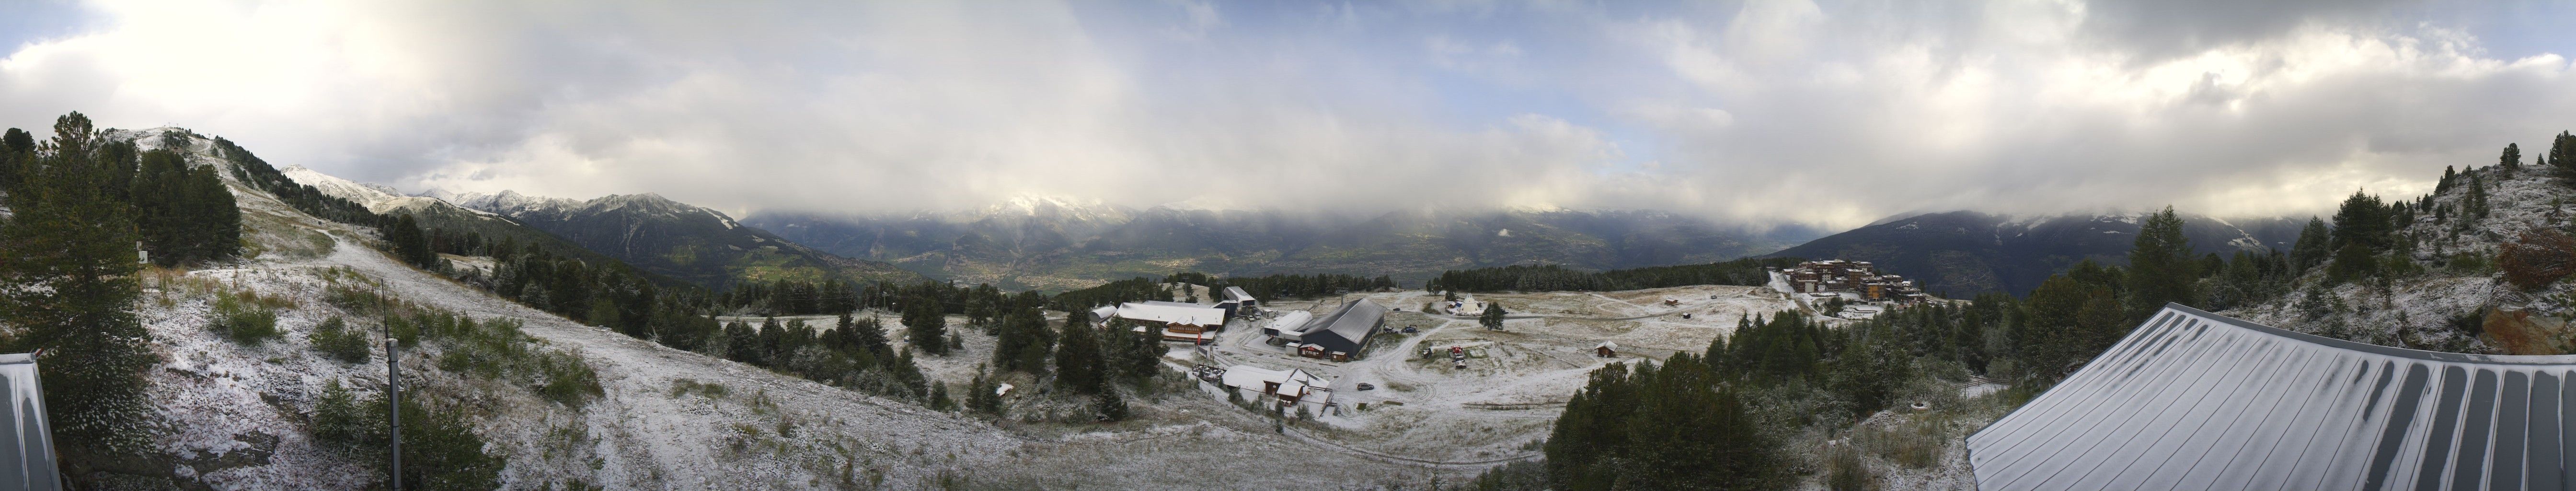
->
[386,339,402,491]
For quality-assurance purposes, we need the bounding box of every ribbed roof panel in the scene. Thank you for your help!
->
[1966,304,2576,491]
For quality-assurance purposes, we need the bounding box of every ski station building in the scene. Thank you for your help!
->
[1968,304,2576,491]
[1262,298,1388,362]
[1218,365,1333,412]
[1108,301,1229,342]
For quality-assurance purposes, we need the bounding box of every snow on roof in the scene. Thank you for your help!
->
[1595,341,1618,350]
[1219,365,1331,395]
[1117,301,1226,327]
[1224,286,1255,302]
[0,352,58,490]
[1969,304,2576,491]
[1265,311,1312,331]
[1088,305,1120,322]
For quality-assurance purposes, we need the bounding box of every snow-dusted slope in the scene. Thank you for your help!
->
[276,165,497,217]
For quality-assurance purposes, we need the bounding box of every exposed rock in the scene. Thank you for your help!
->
[2482,306,2576,355]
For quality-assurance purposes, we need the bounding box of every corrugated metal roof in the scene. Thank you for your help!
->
[1966,304,2576,491]
[1116,301,1226,327]
[1295,299,1385,354]
[0,353,58,491]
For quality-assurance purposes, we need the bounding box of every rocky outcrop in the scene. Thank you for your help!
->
[2482,306,2576,355]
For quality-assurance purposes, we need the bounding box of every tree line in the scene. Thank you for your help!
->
[1426,257,1805,293]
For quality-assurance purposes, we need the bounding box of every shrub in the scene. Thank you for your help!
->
[2501,231,2576,289]
[309,316,372,363]
[1093,393,1130,422]
[209,293,282,343]
[535,351,603,407]
[310,377,501,491]
[1824,444,1874,491]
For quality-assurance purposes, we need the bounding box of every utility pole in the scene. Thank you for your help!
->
[386,339,402,491]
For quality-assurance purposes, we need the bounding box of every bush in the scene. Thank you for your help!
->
[2501,231,2576,289]
[210,293,282,343]
[309,316,372,363]
[310,377,502,491]
[1093,393,1130,422]
[1824,444,1874,491]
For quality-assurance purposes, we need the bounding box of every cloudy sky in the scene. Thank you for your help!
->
[4,0,2574,229]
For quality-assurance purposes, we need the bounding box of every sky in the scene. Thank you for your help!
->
[3,0,2575,230]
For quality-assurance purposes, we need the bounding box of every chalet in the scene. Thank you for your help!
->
[1779,259,1927,304]
[1217,286,1258,319]
[1219,365,1331,412]
[1276,299,1386,362]
[1116,300,1229,342]
[1593,341,1618,358]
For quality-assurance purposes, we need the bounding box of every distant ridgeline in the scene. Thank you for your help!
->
[1046,272,1397,311]
[1425,257,1804,292]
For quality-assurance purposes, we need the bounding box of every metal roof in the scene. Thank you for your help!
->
[1224,286,1255,303]
[1115,301,1226,327]
[0,353,58,491]
[1294,299,1385,355]
[1966,304,2576,491]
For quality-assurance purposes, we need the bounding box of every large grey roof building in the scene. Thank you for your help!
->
[1967,304,2576,491]
[0,352,58,491]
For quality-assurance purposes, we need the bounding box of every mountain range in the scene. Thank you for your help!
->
[1767,210,2307,296]
[742,198,1829,291]
[426,190,923,288]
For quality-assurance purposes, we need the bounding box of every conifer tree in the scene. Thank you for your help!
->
[2288,217,2332,272]
[2125,207,2196,316]
[0,112,157,452]
[0,127,31,191]
[1054,317,1107,395]
[2504,143,2523,169]
[990,306,1053,373]
[1480,300,1508,330]
[2553,130,2576,187]
[901,295,949,355]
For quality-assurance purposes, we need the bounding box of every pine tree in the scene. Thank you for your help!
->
[387,213,435,269]
[1480,301,1509,330]
[0,127,31,192]
[0,112,157,453]
[2125,207,2196,316]
[2553,130,2576,187]
[901,296,949,355]
[990,306,1053,373]
[2504,143,2524,169]
[2288,217,2332,272]
[966,365,1003,416]
[1054,317,1107,395]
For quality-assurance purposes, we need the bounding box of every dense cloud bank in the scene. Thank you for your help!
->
[4,0,2573,229]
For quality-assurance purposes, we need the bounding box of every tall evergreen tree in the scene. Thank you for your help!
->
[901,295,949,355]
[989,306,1053,373]
[2553,130,2576,187]
[0,112,158,452]
[0,127,31,192]
[2288,217,2332,272]
[1053,318,1107,395]
[2125,207,2196,316]
[2503,143,2524,169]
[1480,301,1509,330]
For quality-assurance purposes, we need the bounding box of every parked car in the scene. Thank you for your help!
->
[1401,326,1419,334]
[1356,383,1375,391]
